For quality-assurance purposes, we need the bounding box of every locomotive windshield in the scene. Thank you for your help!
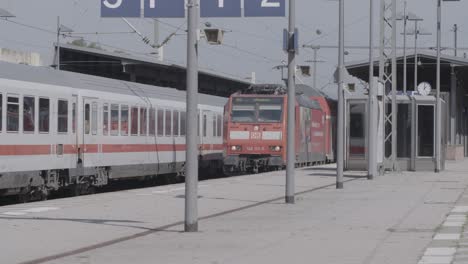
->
[231,97,283,123]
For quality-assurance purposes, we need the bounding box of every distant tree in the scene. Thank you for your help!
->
[87,42,103,50]
[69,38,86,47]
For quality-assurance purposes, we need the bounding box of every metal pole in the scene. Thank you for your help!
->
[56,16,60,70]
[367,0,376,180]
[391,0,397,170]
[414,21,418,91]
[185,0,199,232]
[286,0,296,203]
[450,65,456,145]
[454,24,458,57]
[336,0,344,189]
[313,47,318,91]
[435,0,441,173]
[403,1,407,93]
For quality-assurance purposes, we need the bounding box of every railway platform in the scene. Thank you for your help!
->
[2,160,468,264]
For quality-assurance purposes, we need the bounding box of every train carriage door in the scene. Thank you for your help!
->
[71,95,79,167]
[82,97,100,167]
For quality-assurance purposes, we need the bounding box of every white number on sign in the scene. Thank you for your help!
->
[149,0,156,8]
[103,0,123,9]
[218,0,224,8]
[261,0,281,8]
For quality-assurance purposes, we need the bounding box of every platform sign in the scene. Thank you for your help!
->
[101,0,285,18]
[200,0,242,17]
[144,0,185,18]
[101,0,140,17]
[244,0,286,17]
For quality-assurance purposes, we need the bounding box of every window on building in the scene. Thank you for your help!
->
[23,96,35,132]
[140,107,147,136]
[58,100,68,133]
[131,107,139,135]
[212,114,216,138]
[7,96,19,132]
[84,103,90,134]
[197,113,200,136]
[149,108,156,136]
[180,111,186,136]
[121,105,129,136]
[203,114,207,137]
[165,109,172,136]
[0,94,2,132]
[173,110,179,137]
[103,104,109,135]
[39,98,50,133]
[111,104,119,136]
[91,102,97,135]
[217,114,222,137]
[72,102,76,133]
[157,109,164,136]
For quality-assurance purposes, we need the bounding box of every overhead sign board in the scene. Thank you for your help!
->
[101,0,286,18]
[144,0,185,18]
[200,0,242,17]
[244,0,286,17]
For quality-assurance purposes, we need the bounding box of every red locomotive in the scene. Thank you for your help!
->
[223,84,336,175]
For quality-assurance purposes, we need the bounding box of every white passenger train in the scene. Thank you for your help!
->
[0,62,227,200]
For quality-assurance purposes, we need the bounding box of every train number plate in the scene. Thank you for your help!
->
[250,132,262,139]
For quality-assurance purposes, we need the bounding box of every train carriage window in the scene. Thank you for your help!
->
[103,104,109,135]
[212,114,216,138]
[131,107,139,136]
[91,102,97,135]
[72,102,76,133]
[140,108,147,136]
[165,109,172,136]
[111,104,119,136]
[180,111,186,136]
[149,108,156,136]
[0,94,2,132]
[7,96,19,132]
[58,100,68,133]
[120,105,129,136]
[217,114,222,137]
[173,110,179,137]
[23,96,35,133]
[157,109,164,136]
[84,103,90,134]
[39,98,50,133]
[203,114,207,137]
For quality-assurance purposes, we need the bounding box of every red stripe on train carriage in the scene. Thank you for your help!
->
[0,144,223,156]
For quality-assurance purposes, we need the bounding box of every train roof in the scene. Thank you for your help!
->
[0,61,227,107]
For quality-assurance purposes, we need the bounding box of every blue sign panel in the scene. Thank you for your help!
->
[244,0,286,17]
[144,0,185,18]
[200,0,242,17]
[101,0,140,17]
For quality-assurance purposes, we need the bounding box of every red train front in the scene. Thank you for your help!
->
[223,84,334,175]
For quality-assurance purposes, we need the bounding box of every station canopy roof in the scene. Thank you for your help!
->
[58,43,250,98]
[345,50,468,94]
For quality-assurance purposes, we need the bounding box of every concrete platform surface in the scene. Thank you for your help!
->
[1,160,468,264]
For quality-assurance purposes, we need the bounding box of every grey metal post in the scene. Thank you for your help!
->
[391,0,397,170]
[414,21,418,91]
[313,47,318,91]
[450,66,456,145]
[286,0,296,203]
[336,0,345,189]
[454,24,458,57]
[185,0,199,232]
[435,0,441,172]
[367,0,376,180]
[56,16,61,70]
[403,1,407,93]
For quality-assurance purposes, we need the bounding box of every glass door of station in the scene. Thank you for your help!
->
[346,100,367,170]
[416,105,435,158]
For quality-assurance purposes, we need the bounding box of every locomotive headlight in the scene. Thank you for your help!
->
[270,146,282,152]
[231,145,242,151]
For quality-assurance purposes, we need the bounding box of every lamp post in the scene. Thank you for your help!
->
[55,16,73,70]
[402,26,431,90]
[368,0,376,180]
[337,0,345,189]
[436,0,460,173]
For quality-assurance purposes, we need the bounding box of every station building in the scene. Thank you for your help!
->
[345,51,468,171]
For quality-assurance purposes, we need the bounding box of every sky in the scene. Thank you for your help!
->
[0,0,467,97]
